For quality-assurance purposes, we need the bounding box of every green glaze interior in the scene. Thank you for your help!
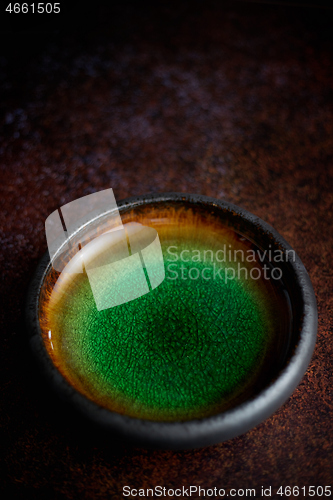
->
[39,202,291,421]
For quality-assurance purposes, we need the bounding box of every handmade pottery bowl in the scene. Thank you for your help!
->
[25,193,317,449]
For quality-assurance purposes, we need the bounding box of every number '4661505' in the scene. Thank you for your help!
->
[5,3,60,14]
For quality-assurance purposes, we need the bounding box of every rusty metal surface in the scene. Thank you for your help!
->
[1,1,332,497]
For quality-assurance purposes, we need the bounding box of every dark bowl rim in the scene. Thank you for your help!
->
[25,192,318,449]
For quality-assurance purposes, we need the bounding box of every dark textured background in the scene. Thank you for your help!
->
[1,1,332,498]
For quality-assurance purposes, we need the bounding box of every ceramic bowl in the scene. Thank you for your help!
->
[25,193,317,449]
